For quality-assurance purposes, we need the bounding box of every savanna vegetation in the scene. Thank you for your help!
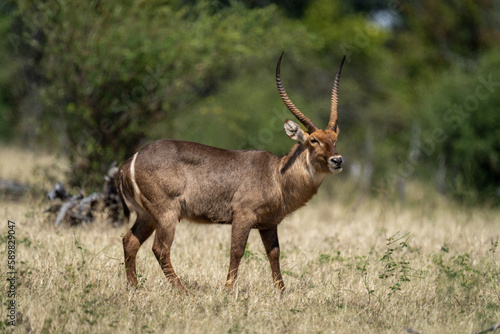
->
[1,0,499,202]
[1,0,499,333]
[1,148,499,333]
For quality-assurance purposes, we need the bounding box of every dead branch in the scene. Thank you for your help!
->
[475,322,500,334]
[45,164,122,226]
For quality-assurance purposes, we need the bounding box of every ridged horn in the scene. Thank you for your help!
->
[327,55,346,131]
[276,51,318,133]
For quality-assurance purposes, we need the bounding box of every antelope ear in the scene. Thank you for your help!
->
[335,125,340,135]
[284,119,307,143]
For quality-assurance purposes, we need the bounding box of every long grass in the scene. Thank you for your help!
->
[1,146,499,333]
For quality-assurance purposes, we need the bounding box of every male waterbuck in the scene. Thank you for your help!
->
[118,52,346,292]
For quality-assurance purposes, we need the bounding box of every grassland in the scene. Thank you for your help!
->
[1,145,499,333]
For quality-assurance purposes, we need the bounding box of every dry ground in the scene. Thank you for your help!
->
[0,145,499,333]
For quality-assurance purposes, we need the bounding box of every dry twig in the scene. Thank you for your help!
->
[45,164,122,225]
[475,322,500,334]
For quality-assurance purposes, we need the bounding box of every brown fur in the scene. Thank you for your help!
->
[118,54,346,292]
[118,127,342,291]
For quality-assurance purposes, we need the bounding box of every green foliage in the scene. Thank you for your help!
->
[355,254,375,298]
[398,0,498,65]
[418,49,500,203]
[9,0,314,187]
[0,10,19,142]
[378,232,412,295]
[433,252,480,288]
[318,251,344,264]
[1,0,499,203]
[242,242,260,261]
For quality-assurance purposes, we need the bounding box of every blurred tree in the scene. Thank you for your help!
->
[393,0,500,77]
[0,4,20,142]
[418,49,500,204]
[1,0,498,204]
[388,0,500,204]
[178,0,311,18]
[302,0,411,191]
[8,0,313,188]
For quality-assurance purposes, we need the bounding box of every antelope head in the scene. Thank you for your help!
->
[276,52,346,174]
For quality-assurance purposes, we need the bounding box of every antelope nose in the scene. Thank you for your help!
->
[330,156,344,167]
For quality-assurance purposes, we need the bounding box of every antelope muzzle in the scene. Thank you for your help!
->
[328,155,344,173]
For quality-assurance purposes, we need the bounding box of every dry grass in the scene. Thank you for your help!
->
[1,145,499,333]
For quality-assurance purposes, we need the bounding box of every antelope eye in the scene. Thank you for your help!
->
[310,138,319,144]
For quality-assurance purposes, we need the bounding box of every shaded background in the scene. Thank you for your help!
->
[1,0,499,205]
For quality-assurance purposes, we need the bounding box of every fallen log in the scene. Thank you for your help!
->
[45,164,122,226]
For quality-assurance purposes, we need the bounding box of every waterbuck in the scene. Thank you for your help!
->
[118,52,346,292]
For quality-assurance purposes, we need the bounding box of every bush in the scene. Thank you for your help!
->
[419,49,500,204]
[10,0,314,188]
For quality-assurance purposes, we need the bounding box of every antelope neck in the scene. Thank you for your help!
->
[277,144,325,213]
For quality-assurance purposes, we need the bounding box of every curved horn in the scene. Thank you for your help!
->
[327,55,346,131]
[276,51,318,133]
